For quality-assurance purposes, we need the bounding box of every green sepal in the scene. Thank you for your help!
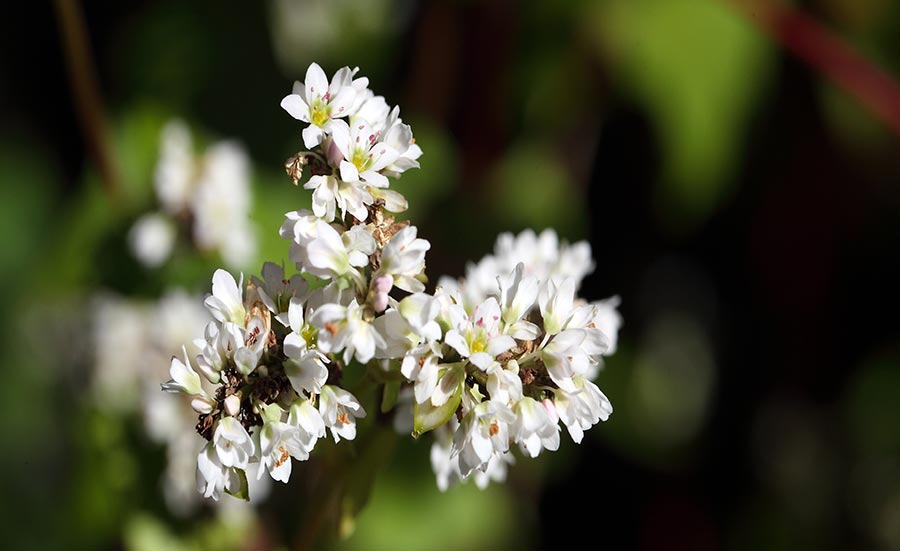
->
[381,380,401,413]
[225,468,249,501]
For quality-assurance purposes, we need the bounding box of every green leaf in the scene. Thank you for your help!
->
[412,365,464,438]
[380,381,401,414]
[225,469,249,501]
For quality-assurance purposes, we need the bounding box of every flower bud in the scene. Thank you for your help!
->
[224,394,242,417]
[541,398,559,424]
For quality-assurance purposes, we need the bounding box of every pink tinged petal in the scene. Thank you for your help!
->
[473,298,502,335]
[281,94,310,121]
[340,160,360,182]
[305,62,328,102]
[302,125,324,149]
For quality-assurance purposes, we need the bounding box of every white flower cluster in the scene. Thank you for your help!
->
[163,63,621,500]
[128,120,257,269]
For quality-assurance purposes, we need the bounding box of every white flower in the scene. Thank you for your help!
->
[591,296,622,356]
[444,297,516,371]
[486,360,523,405]
[350,93,390,131]
[539,277,576,336]
[304,222,375,286]
[204,269,246,325]
[311,299,386,364]
[284,298,328,394]
[319,385,366,442]
[155,120,194,214]
[280,63,359,148]
[554,376,613,443]
[380,108,421,177]
[540,328,588,392]
[256,405,308,483]
[288,399,326,450]
[513,397,560,458]
[128,213,176,268]
[430,422,462,491]
[161,346,204,396]
[196,442,244,501]
[472,451,514,490]
[453,399,515,477]
[330,119,398,189]
[191,141,256,269]
[213,416,255,470]
[461,229,595,303]
[378,225,430,293]
[497,263,540,340]
[251,262,308,326]
[304,174,373,223]
[228,314,270,376]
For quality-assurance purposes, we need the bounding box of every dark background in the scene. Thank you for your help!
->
[3,1,900,549]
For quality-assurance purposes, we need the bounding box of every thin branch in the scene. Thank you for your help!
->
[54,0,121,200]
[729,0,900,137]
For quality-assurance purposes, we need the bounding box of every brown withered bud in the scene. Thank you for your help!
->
[284,153,307,186]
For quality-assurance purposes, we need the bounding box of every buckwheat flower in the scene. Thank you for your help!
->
[284,298,328,394]
[288,398,326,450]
[257,404,307,482]
[251,262,308,326]
[304,222,375,286]
[430,421,462,491]
[472,451,514,490]
[304,174,374,223]
[454,399,516,477]
[350,93,391,132]
[194,321,226,384]
[486,359,523,405]
[155,119,194,215]
[497,263,540,340]
[213,416,255,470]
[330,119,398,189]
[380,107,422,177]
[378,225,430,293]
[311,299,385,364]
[197,442,244,501]
[191,141,257,268]
[281,63,359,148]
[204,269,247,326]
[319,385,366,443]
[591,296,622,355]
[161,346,207,398]
[539,277,576,336]
[231,314,270,376]
[129,212,176,268]
[554,376,613,443]
[444,297,516,371]
[540,327,589,392]
[513,397,560,458]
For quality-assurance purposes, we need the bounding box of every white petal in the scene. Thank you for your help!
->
[281,94,310,121]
